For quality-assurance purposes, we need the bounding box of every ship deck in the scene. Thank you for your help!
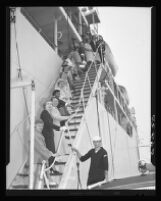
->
[93,172,155,190]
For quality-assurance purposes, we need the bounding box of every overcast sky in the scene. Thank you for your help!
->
[97,7,151,148]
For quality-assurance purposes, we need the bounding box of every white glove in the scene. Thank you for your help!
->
[60,126,67,132]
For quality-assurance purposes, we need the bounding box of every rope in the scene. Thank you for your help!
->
[102,59,134,129]
[12,10,30,118]
[106,103,115,179]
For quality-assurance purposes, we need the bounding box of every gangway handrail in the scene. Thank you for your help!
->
[102,59,136,130]
[37,44,102,189]
[38,40,137,189]
[87,180,107,190]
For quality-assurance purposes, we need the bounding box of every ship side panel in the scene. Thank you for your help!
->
[7,7,62,188]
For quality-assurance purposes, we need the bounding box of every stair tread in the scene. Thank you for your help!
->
[17,173,29,177]
[11,184,28,188]
[71,95,89,100]
[65,136,76,139]
[54,161,66,165]
[69,128,78,131]
[68,122,80,125]
[50,171,63,176]
[44,183,58,188]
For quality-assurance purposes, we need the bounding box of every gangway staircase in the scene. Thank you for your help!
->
[9,62,100,190]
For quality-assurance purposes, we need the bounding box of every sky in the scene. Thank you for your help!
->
[97,7,151,158]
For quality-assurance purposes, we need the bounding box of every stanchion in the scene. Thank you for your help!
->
[29,80,35,189]
[76,157,82,189]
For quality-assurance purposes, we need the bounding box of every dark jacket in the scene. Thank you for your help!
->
[80,147,108,186]
[40,110,60,153]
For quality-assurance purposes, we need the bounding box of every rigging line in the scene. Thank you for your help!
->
[11,68,57,136]
[83,114,94,147]
[12,10,30,119]
[102,60,134,130]
[93,60,101,138]
[14,67,47,89]
[10,74,57,137]
[105,103,115,179]
[104,101,117,160]
[10,114,31,138]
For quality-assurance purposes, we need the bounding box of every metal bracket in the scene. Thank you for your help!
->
[10,7,16,23]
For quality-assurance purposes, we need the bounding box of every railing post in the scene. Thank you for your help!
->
[37,160,46,189]
[78,11,82,36]
[29,80,35,189]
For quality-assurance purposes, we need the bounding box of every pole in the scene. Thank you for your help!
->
[78,11,82,36]
[76,157,82,189]
[95,89,101,137]
[29,80,35,189]
[54,17,58,54]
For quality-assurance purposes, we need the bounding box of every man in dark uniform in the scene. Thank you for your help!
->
[72,136,108,187]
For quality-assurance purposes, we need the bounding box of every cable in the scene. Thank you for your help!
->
[11,8,30,123]
[105,103,115,179]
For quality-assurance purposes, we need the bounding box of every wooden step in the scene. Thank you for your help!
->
[74,87,92,94]
[12,175,29,187]
[71,98,88,104]
[68,124,80,130]
[44,183,58,189]
[11,184,28,189]
[50,171,63,176]
[71,94,90,101]
[17,173,29,177]
[71,100,88,105]
[73,76,96,84]
[72,89,91,96]
[74,81,94,88]
[55,161,66,165]
[65,135,76,140]
[67,130,77,136]
[69,118,82,124]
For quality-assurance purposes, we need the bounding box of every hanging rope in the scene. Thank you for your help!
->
[104,102,115,179]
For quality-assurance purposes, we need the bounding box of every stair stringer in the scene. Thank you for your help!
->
[58,67,104,189]
[58,65,140,189]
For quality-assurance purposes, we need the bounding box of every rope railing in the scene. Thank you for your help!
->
[36,39,137,189]
[102,58,136,128]
[37,40,135,189]
[37,45,102,189]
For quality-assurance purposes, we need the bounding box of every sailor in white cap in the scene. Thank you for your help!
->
[72,135,108,187]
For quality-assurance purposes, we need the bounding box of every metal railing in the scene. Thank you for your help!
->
[37,41,136,189]
[101,58,137,130]
[37,45,101,189]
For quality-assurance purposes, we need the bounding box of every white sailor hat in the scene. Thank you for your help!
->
[92,136,102,141]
